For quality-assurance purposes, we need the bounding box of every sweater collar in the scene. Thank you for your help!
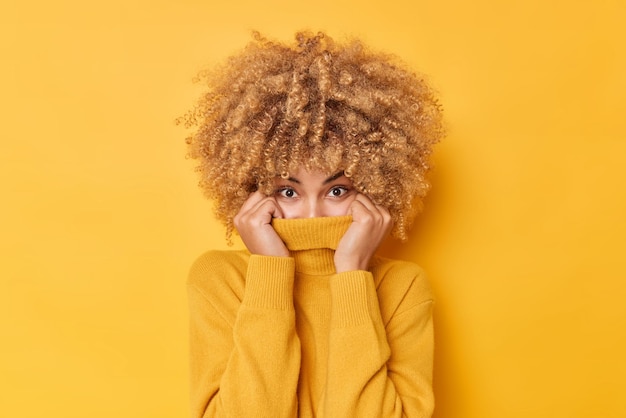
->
[272,216,352,275]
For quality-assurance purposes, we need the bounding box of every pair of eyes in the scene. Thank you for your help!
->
[274,185,351,199]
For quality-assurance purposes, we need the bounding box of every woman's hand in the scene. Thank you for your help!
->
[233,191,290,257]
[334,194,393,273]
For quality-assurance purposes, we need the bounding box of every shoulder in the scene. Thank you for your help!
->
[370,256,426,277]
[370,256,433,313]
[187,249,250,302]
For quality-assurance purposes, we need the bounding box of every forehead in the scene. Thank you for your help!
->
[276,167,348,184]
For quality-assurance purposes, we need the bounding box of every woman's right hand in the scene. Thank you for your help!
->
[233,191,290,257]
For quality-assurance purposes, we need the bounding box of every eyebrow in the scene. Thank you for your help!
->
[285,171,345,185]
[323,171,346,184]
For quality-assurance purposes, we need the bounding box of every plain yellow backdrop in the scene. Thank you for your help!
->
[1,0,625,417]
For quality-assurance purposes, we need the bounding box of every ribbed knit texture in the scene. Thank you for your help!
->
[272,215,351,251]
[188,216,435,418]
[243,255,295,310]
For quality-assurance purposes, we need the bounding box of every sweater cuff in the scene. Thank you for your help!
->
[329,270,378,328]
[243,255,295,310]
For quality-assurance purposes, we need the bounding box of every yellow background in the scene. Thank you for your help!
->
[1,0,625,417]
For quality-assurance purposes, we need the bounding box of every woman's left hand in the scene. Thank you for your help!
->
[334,194,393,273]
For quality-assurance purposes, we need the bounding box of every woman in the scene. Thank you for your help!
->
[181,31,444,417]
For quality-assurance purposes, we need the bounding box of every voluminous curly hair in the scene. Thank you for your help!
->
[180,31,444,241]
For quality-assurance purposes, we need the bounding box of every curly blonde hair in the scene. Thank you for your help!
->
[180,31,444,241]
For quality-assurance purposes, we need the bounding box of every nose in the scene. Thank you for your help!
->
[305,200,324,218]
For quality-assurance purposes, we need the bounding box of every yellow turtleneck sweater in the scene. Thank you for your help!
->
[188,216,434,418]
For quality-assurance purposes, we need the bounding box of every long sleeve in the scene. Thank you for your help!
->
[321,266,434,418]
[188,217,436,418]
[188,252,301,418]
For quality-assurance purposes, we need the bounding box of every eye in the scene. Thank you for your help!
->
[328,186,349,198]
[276,187,298,199]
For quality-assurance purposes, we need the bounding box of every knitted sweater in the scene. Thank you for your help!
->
[188,216,434,417]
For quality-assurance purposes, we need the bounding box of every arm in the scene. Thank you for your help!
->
[322,268,434,417]
[189,192,300,417]
[188,253,301,418]
[325,195,434,416]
